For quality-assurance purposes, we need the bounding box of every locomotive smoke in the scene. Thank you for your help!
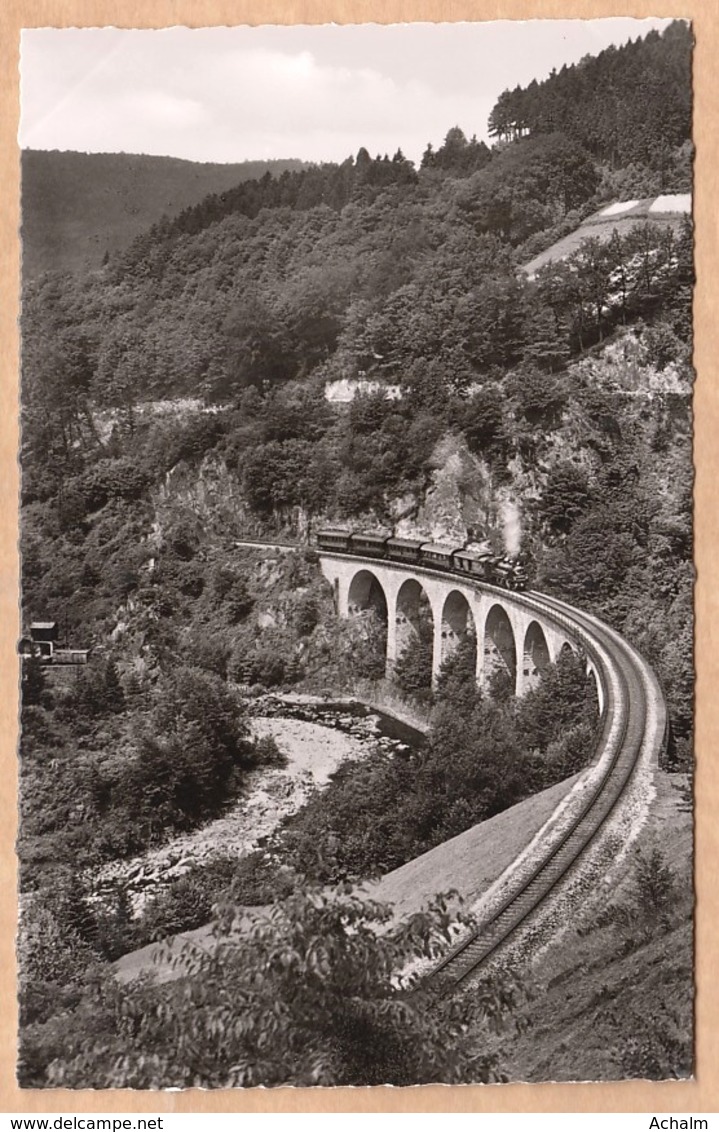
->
[501,499,522,558]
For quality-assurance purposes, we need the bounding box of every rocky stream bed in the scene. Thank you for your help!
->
[90,696,419,915]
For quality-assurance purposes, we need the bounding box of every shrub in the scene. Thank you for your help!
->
[538,462,593,536]
[135,857,238,944]
[631,849,679,930]
[91,667,256,846]
[77,458,150,511]
[66,661,126,720]
[18,904,98,1025]
[393,623,434,702]
[36,889,509,1089]
[21,655,48,708]
[251,734,286,767]
[245,647,287,688]
[293,594,320,638]
[157,414,227,470]
[510,365,568,427]
[614,1006,692,1079]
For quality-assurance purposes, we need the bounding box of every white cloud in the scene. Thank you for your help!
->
[19,21,678,165]
[124,91,207,130]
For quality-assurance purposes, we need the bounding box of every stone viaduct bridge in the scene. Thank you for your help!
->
[227,539,665,986]
[318,552,604,709]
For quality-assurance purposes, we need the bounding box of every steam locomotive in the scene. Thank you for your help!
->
[316,529,528,592]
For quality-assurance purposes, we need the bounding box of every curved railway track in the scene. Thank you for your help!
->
[309,551,667,989]
[425,586,666,991]
[234,542,667,989]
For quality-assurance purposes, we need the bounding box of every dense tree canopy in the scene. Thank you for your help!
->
[18,17,694,1090]
[488,21,692,179]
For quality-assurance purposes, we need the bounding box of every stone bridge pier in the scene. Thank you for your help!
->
[319,553,603,710]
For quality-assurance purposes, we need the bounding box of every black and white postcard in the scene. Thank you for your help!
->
[13,16,696,1094]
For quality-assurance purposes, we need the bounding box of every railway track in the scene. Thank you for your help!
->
[425,588,666,992]
[312,548,667,986]
[232,540,667,988]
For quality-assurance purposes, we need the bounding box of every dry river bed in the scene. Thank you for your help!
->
[91,701,410,915]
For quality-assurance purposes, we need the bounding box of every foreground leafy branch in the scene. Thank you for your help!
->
[23,887,517,1089]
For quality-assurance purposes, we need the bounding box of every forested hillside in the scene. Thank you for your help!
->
[18,20,694,1087]
[22,30,694,753]
[21,150,306,277]
[488,21,692,181]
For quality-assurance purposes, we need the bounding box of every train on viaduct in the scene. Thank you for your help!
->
[316,528,603,707]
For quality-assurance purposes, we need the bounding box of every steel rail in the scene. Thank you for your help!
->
[235,543,664,987]
[314,550,664,990]
[427,595,647,990]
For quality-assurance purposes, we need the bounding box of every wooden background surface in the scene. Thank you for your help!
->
[0,0,715,1113]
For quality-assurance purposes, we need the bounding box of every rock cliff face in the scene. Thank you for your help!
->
[153,453,252,540]
[393,437,525,558]
[140,323,690,569]
[380,331,690,562]
[396,434,490,546]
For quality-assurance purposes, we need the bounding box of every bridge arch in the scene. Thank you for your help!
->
[440,590,477,669]
[522,620,551,692]
[553,638,603,716]
[586,661,604,716]
[348,569,388,621]
[347,569,389,675]
[395,578,434,660]
[319,551,602,702]
[483,604,518,696]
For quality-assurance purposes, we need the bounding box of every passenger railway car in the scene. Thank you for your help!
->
[386,536,424,564]
[348,531,389,558]
[421,543,463,569]
[316,528,353,552]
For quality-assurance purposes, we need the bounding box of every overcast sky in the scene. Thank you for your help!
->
[20,20,676,166]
